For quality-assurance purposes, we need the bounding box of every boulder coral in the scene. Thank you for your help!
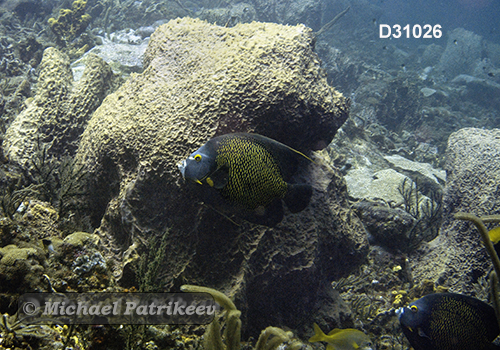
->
[0,244,45,292]
[410,128,500,293]
[76,18,362,335]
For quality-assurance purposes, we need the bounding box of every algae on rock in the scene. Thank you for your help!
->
[48,0,92,46]
[0,243,46,292]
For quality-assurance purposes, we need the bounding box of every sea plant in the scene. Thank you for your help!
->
[1,311,56,340]
[350,294,383,322]
[0,179,40,219]
[454,212,500,330]
[398,177,442,251]
[137,228,170,292]
[180,285,306,350]
[28,140,89,216]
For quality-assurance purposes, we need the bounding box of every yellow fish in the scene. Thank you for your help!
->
[489,227,500,244]
[309,323,373,350]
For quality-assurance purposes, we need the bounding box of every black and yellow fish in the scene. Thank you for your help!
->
[398,293,500,350]
[178,133,313,226]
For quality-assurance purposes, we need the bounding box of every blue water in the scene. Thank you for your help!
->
[378,0,500,43]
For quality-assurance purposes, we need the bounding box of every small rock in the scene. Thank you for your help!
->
[420,87,436,97]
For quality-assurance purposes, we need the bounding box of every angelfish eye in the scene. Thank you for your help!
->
[410,305,418,313]
[194,154,202,162]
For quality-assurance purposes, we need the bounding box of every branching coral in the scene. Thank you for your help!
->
[255,327,304,350]
[181,284,240,350]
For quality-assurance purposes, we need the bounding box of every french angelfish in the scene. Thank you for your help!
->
[178,133,313,226]
[398,292,500,350]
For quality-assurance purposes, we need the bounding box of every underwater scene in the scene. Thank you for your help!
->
[1,0,500,348]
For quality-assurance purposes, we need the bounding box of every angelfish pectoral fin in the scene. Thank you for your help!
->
[206,177,214,187]
[177,160,187,178]
[208,166,229,189]
[417,327,431,339]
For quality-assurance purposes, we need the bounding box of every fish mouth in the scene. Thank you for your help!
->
[177,160,203,184]
[177,160,187,178]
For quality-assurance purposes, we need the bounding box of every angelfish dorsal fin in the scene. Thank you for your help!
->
[417,327,430,339]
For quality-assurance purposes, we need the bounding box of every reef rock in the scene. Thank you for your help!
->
[383,155,446,185]
[76,17,358,336]
[72,29,150,80]
[451,74,500,108]
[353,201,416,252]
[3,47,116,166]
[410,128,500,293]
[436,28,482,79]
[345,168,408,204]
